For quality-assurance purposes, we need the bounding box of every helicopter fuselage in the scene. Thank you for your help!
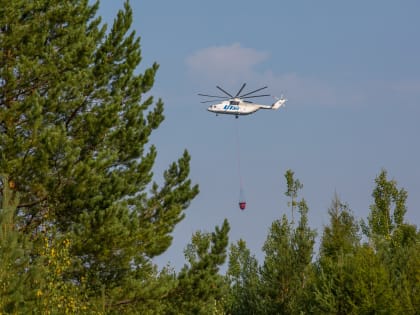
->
[207,100,260,116]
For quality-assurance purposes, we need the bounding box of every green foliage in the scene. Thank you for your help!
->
[259,171,316,315]
[225,169,418,315]
[314,193,397,314]
[168,219,230,314]
[0,175,30,313]
[1,0,198,311]
[314,245,398,315]
[320,193,360,261]
[362,169,419,313]
[363,169,408,241]
[1,175,104,313]
[312,171,419,315]
[284,169,303,222]
[226,239,263,314]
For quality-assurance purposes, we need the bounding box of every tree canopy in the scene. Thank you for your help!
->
[1,0,199,312]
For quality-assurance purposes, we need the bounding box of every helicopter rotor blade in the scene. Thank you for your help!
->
[235,83,247,97]
[241,94,271,99]
[239,86,268,98]
[200,99,228,103]
[198,93,229,98]
[216,85,234,98]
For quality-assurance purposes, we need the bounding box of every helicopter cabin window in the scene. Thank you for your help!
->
[230,100,240,105]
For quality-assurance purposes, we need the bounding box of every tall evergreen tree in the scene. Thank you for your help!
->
[168,219,230,315]
[1,0,198,309]
[313,194,380,314]
[0,175,30,312]
[319,193,360,261]
[314,244,398,314]
[1,174,101,313]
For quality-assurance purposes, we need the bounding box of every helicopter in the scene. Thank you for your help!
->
[199,83,287,118]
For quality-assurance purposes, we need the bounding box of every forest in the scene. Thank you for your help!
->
[0,1,419,314]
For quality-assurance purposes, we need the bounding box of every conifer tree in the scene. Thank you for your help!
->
[1,0,199,308]
[0,175,30,312]
[319,193,360,261]
[314,244,398,314]
[1,175,101,313]
[168,219,230,314]
[314,195,368,314]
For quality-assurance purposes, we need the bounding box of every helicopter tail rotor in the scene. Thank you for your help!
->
[271,95,287,109]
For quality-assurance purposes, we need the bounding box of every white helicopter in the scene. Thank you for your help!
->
[199,83,287,118]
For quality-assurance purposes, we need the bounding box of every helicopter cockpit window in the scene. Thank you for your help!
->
[230,100,239,105]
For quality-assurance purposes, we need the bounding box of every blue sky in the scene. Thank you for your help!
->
[98,1,420,269]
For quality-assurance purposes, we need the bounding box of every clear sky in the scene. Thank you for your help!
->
[98,0,420,269]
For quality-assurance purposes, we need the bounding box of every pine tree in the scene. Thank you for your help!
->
[319,193,360,261]
[0,175,30,312]
[1,0,198,309]
[168,219,230,314]
[1,174,102,313]
[314,244,398,314]
[314,194,366,314]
